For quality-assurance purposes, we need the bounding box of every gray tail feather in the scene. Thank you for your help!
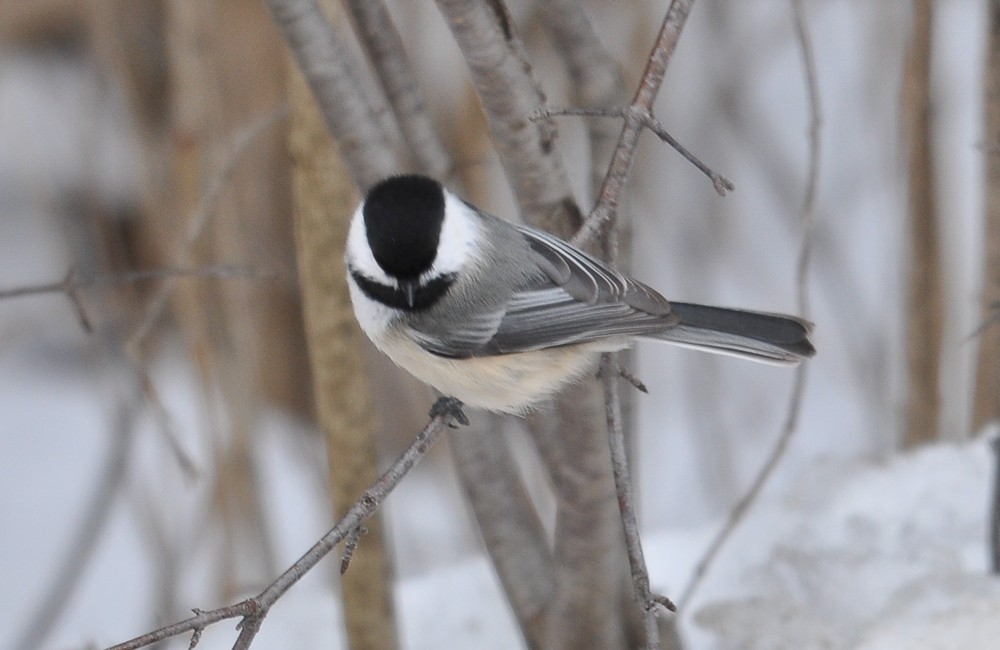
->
[650,302,816,365]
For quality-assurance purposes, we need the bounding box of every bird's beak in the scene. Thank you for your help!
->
[401,280,417,308]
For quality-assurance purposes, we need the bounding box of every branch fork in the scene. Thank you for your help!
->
[532,104,735,198]
[105,398,465,650]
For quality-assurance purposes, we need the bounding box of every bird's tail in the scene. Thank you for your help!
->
[649,302,816,365]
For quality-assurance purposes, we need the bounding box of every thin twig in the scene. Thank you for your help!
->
[991,435,1000,574]
[989,435,1000,575]
[533,105,733,197]
[598,362,650,394]
[537,0,626,203]
[135,367,199,479]
[571,0,700,250]
[339,525,367,575]
[562,3,698,645]
[619,366,648,394]
[127,105,289,351]
[104,397,465,650]
[902,0,943,446]
[642,114,735,196]
[0,265,276,349]
[13,392,137,650]
[677,0,820,610]
[523,3,700,644]
[965,301,1000,342]
[0,265,277,301]
[792,0,822,316]
[601,354,676,650]
[676,366,808,610]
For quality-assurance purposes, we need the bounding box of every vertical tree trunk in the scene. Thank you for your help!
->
[287,19,399,650]
[543,378,631,650]
[973,0,1000,432]
[902,0,943,447]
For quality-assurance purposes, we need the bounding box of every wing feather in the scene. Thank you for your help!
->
[448,227,676,356]
[412,223,678,358]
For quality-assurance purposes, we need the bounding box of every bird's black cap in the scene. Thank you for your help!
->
[363,175,445,281]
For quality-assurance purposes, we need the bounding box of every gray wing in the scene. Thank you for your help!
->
[416,225,678,358]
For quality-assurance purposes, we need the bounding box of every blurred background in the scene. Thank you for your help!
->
[0,0,993,648]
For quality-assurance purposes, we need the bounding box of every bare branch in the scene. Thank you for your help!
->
[533,106,733,197]
[601,354,676,650]
[543,3,701,643]
[0,264,276,349]
[449,415,554,647]
[127,106,289,351]
[973,0,1000,429]
[266,0,396,190]
[537,0,626,202]
[992,435,1000,573]
[344,0,450,178]
[135,365,199,479]
[968,302,1000,342]
[433,0,580,233]
[104,398,465,650]
[0,265,276,301]
[792,0,822,316]
[618,367,648,394]
[339,525,367,575]
[902,0,943,446]
[530,3,701,643]
[433,3,641,643]
[677,366,809,610]
[287,32,400,646]
[571,0,699,250]
[642,114,734,196]
[541,378,632,648]
[13,394,137,650]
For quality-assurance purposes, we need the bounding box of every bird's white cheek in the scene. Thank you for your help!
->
[347,277,397,345]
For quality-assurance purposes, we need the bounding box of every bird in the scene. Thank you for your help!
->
[345,174,814,414]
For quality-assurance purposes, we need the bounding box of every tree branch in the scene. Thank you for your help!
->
[601,354,676,649]
[537,0,626,203]
[551,3,702,646]
[287,29,399,648]
[0,265,277,340]
[533,105,733,199]
[14,393,137,650]
[103,398,466,650]
[266,0,396,191]
[973,0,1000,429]
[449,413,554,647]
[433,3,640,645]
[433,0,580,234]
[126,105,289,351]
[570,0,701,250]
[902,0,943,446]
[991,435,1000,573]
[343,0,450,178]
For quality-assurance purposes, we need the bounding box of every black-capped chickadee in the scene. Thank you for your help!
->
[346,175,815,414]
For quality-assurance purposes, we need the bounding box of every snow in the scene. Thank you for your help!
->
[62,427,997,650]
[684,434,999,649]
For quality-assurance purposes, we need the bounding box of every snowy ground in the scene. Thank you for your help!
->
[212,430,1000,650]
[2,334,996,648]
